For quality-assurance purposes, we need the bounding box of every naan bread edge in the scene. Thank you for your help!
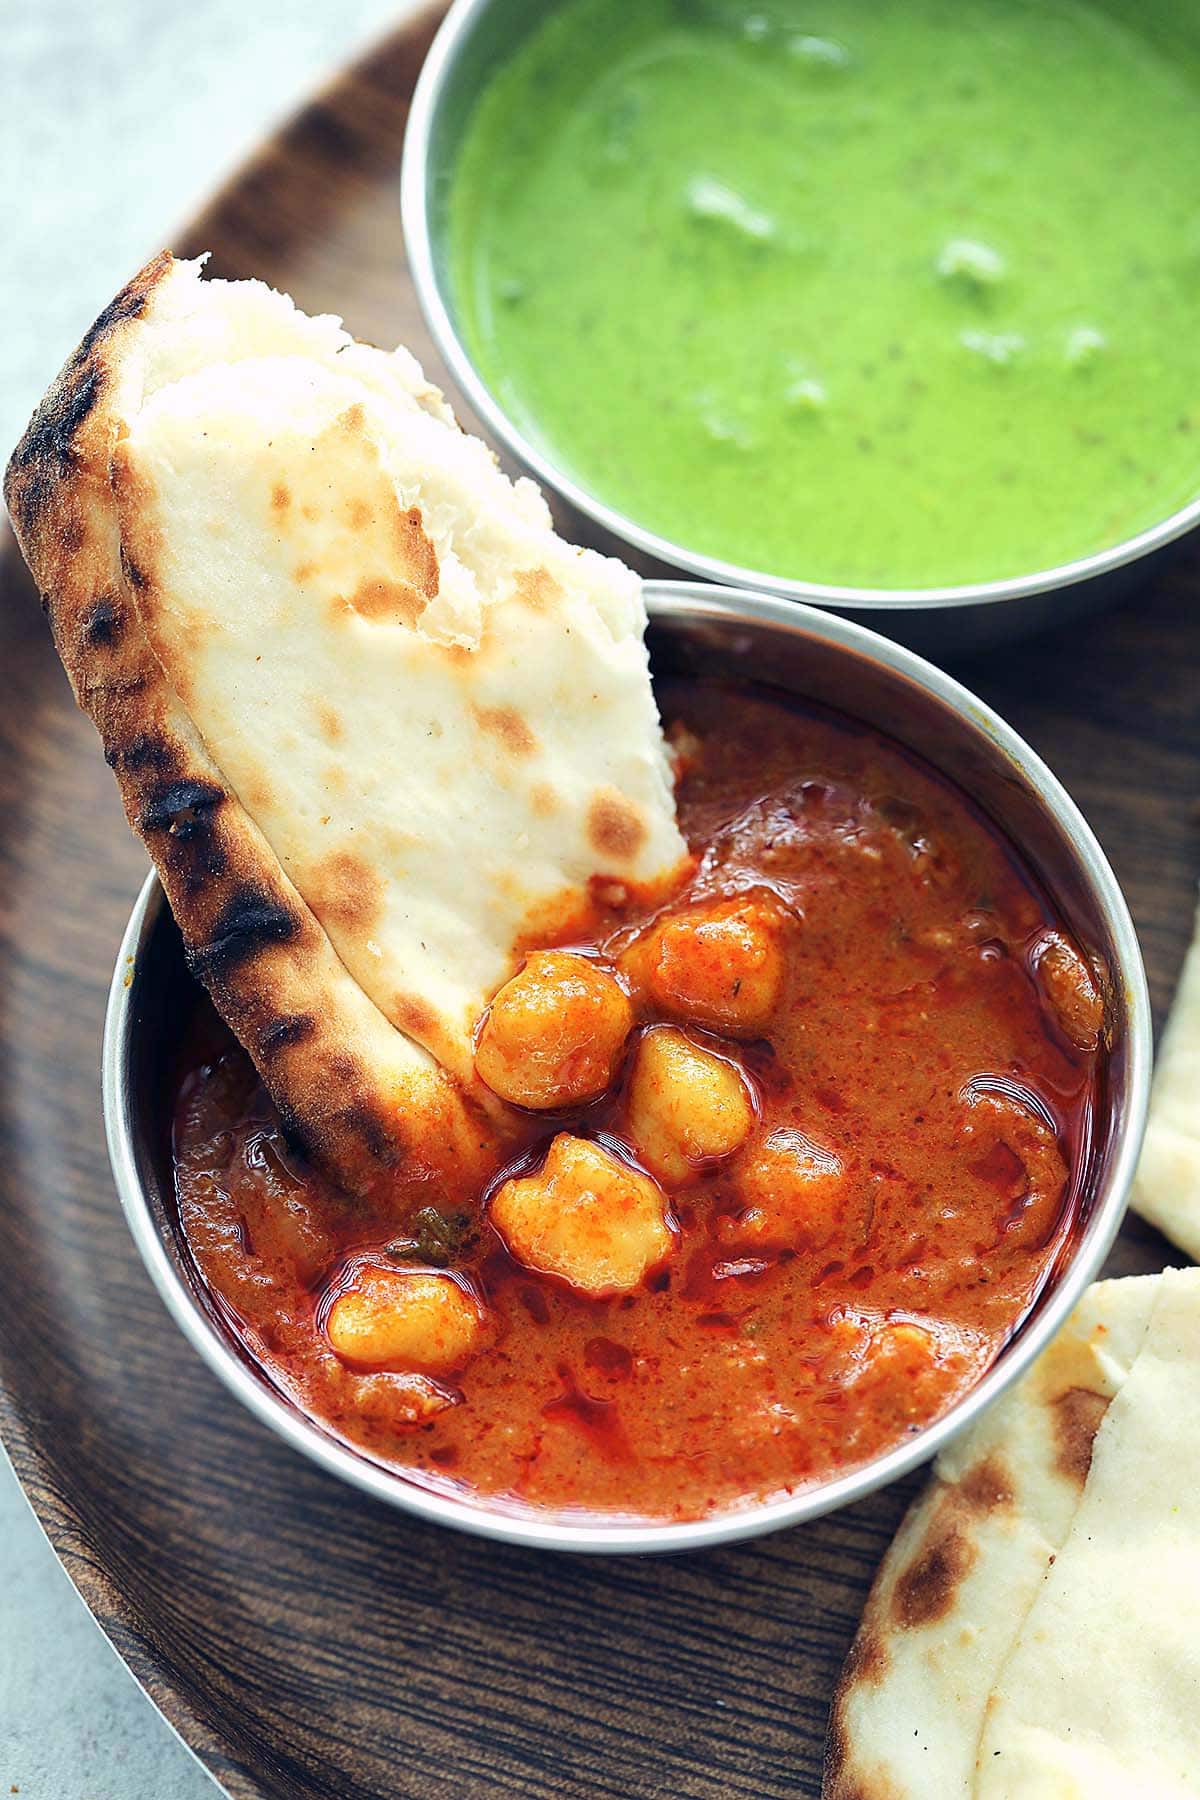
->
[4,253,486,1191]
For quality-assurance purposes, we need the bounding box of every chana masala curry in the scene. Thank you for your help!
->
[171,678,1105,1523]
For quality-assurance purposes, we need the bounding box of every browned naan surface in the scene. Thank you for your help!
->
[4,256,486,1192]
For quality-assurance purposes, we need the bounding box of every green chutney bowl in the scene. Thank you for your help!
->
[401,0,1200,654]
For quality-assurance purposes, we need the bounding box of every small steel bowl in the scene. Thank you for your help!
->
[401,0,1200,653]
[104,583,1151,1553]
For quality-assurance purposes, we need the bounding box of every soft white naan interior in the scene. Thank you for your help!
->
[112,260,687,1079]
[976,1267,1200,1797]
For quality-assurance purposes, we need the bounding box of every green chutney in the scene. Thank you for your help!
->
[448,0,1200,589]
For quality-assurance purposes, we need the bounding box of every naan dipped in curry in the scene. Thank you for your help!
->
[7,255,1114,1514]
[4,254,687,1188]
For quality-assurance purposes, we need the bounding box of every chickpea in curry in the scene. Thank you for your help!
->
[173,680,1106,1522]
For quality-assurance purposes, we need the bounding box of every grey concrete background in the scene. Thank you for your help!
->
[2,0,407,1791]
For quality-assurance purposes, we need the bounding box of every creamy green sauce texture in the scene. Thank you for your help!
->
[448,0,1200,588]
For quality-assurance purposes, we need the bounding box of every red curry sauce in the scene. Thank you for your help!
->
[171,679,1104,1522]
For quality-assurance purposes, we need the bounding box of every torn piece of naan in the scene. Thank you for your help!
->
[826,1269,1200,1797]
[4,254,687,1187]
[823,1273,1162,1799]
[973,1267,1200,1798]
[1132,890,1200,1260]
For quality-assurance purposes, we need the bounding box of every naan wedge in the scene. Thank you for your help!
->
[4,254,687,1188]
[823,1274,1161,1799]
[974,1267,1200,1798]
[1132,890,1200,1261]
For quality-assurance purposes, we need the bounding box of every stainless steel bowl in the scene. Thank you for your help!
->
[401,0,1200,653]
[103,583,1152,1552]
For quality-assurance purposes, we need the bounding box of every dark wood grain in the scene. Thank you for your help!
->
[0,10,1196,1798]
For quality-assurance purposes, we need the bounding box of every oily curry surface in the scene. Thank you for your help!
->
[172,680,1104,1522]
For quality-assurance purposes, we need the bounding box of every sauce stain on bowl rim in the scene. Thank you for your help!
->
[103,583,1153,1554]
[401,0,1200,650]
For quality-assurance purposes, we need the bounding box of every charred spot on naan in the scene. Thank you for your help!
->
[302,847,384,936]
[511,566,563,610]
[82,592,125,649]
[391,500,439,594]
[844,1629,890,1689]
[312,698,344,744]
[432,638,476,669]
[845,1456,1012,1691]
[140,776,225,841]
[1051,1384,1110,1486]
[135,754,230,894]
[259,1012,317,1057]
[273,1075,400,1177]
[121,550,153,594]
[531,783,559,817]
[891,1489,977,1629]
[115,731,175,777]
[289,415,440,625]
[472,704,538,757]
[333,401,367,438]
[4,360,104,535]
[186,884,301,981]
[588,787,647,862]
[389,992,450,1062]
[958,1454,1015,1512]
[342,575,429,629]
[2,252,167,536]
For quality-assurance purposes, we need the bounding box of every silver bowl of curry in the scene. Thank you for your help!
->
[104,583,1151,1553]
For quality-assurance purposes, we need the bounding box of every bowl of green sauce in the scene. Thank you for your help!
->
[403,0,1200,647]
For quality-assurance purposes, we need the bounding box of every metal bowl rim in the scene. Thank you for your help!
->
[399,0,1200,615]
[103,581,1152,1553]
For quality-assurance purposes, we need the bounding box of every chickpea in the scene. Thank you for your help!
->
[490,1133,673,1296]
[722,1126,846,1249]
[475,951,633,1109]
[326,1266,483,1373]
[626,1027,753,1184]
[623,890,791,1037]
[1035,932,1104,1050]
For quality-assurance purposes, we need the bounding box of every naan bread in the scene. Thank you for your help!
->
[974,1268,1200,1797]
[1132,891,1200,1261]
[4,254,687,1187]
[825,1268,1200,1799]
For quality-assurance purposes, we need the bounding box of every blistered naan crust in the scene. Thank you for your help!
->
[2,254,490,1190]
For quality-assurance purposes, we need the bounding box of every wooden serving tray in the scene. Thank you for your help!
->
[0,10,1195,1796]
